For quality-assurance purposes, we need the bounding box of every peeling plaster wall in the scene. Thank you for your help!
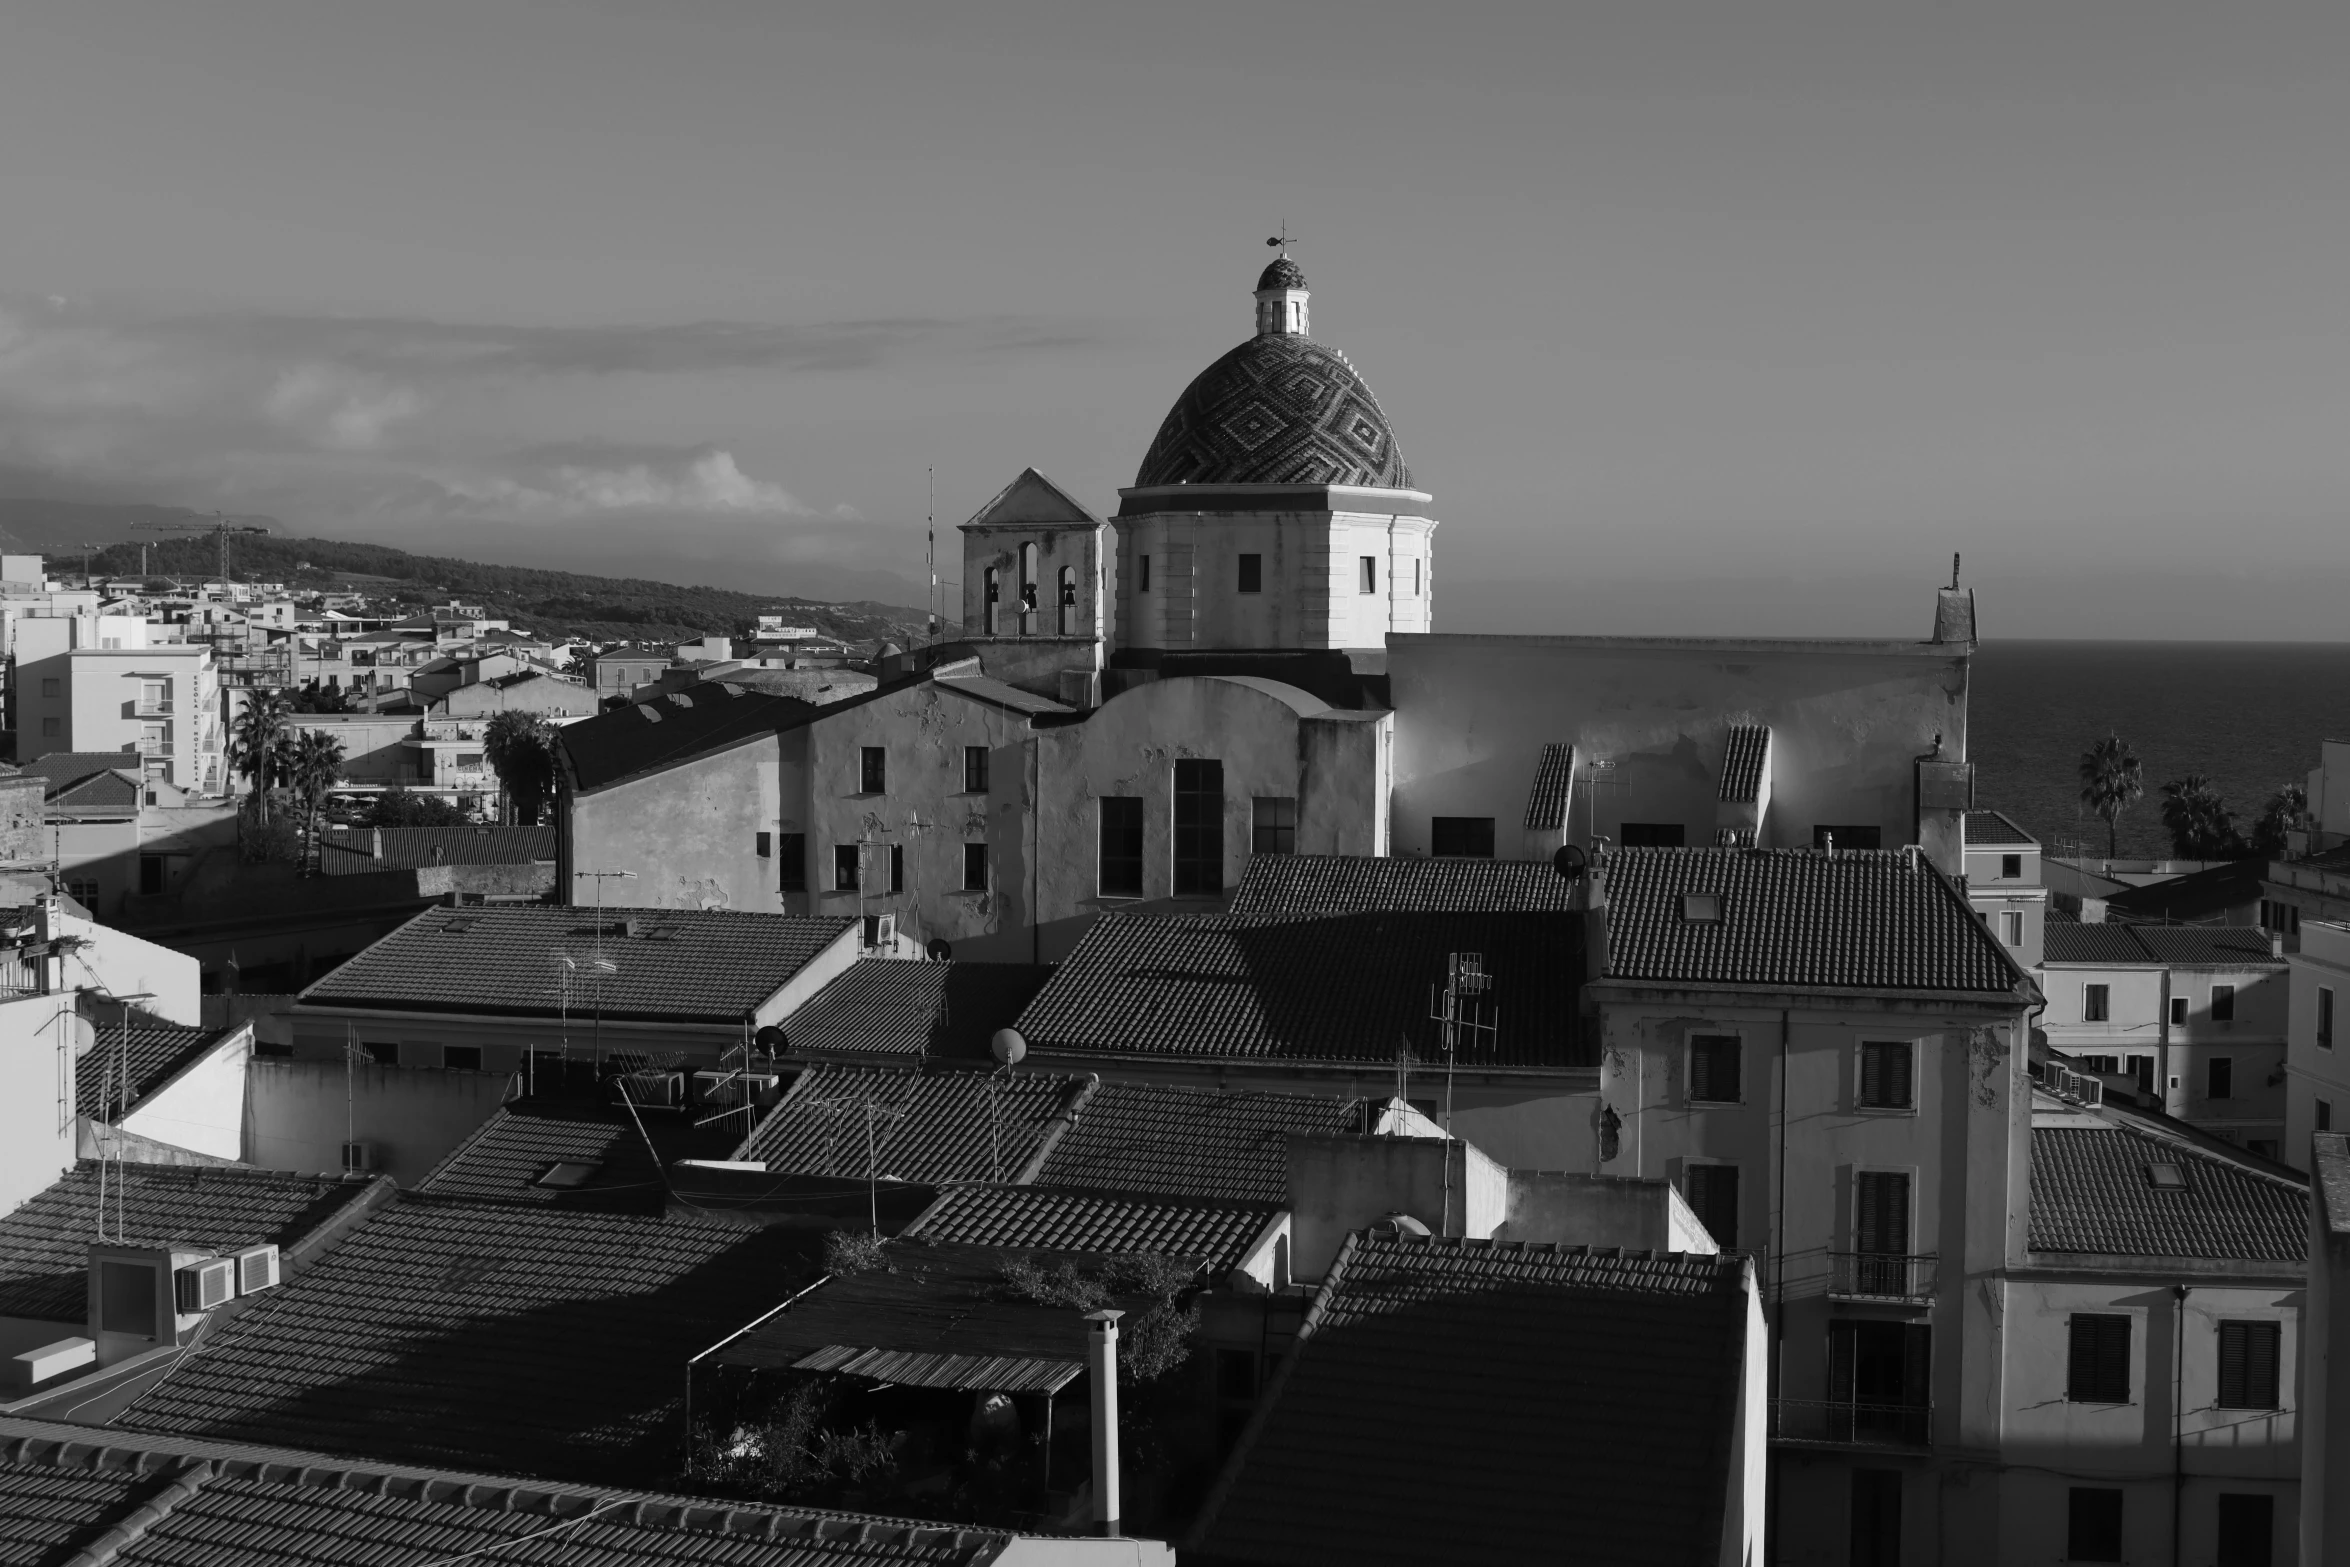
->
[1386,635,1970,857]
[568,733,783,913]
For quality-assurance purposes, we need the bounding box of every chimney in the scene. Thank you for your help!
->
[371,828,383,861]
[1573,854,1610,986]
[1086,1309,1122,1537]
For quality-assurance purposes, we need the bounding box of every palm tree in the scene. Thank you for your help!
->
[482,710,558,825]
[2077,735,2144,859]
[226,689,293,824]
[2249,782,2309,859]
[2159,774,2244,859]
[283,729,347,866]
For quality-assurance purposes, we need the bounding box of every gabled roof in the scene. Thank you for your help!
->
[558,682,815,794]
[958,466,1104,530]
[1521,743,1573,831]
[16,752,144,800]
[1229,852,1576,915]
[1013,909,1587,1068]
[1192,1234,1749,1567]
[1718,725,1769,803]
[316,824,557,875]
[1966,809,2038,847]
[115,1198,810,1484]
[0,1424,1010,1566]
[779,960,1054,1062]
[740,1062,1096,1185]
[907,1184,1277,1275]
[0,1163,375,1324]
[932,673,1074,717]
[1602,847,2025,996]
[297,905,856,1023]
[72,1009,237,1120]
[2042,923,2283,967]
[2030,1116,2306,1262]
[416,1098,749,1212]
[1033,1081,1366,1203]
[44,769,141,814]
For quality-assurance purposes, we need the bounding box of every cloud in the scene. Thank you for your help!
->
[263,365,421,450]
[428,445,813,520]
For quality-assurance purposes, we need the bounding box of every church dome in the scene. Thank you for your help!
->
[1256,255,1307,292]
[1133,333,1412,490]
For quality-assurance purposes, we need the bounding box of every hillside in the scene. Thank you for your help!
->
[59,528,942,646]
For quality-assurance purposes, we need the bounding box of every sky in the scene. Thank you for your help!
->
[3,0,2347,635]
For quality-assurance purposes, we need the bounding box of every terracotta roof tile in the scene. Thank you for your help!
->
[558,683,815,794]
[1194,1234,1749,1567]
[298,905,856,1023]
[909,1184,1277,1275]
[416,1099,750,1212]
[740,1063,1093,1185]
[1229,853,1576,914]
[1718,725,1768,804]
[781,961,1052,1062]
[1965,809,2037,847]
[1035,1082,1364,1202]
[1521,744,1573,831]
[2029,1123,2306,1261]
[316,825,556,874]
[2042,924,2283,967]
[73,1013,232,1119]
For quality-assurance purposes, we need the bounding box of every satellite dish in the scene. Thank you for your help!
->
[753,1025,787,1054]
[1551,843,1588,882]
[926,938,953,962]
[991,1028,1026,1067]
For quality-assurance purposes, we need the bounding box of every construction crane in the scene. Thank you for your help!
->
[131,513,271,589]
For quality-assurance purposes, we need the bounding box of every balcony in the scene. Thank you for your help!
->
[134,700,175,717]
[1771,1399,1931,1448]
[1828,1252,1937,1305]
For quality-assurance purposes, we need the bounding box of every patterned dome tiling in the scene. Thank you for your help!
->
[1257,255,1307,291]
[1133,334,1412,490]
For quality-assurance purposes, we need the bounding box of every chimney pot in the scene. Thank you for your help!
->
[1085,1309,1122,1537]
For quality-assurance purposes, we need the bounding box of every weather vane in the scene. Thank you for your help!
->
[1266,225,1292,256]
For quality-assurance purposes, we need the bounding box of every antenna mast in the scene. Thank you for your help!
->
[1428,953,1496,1237]
[927,467,938,645]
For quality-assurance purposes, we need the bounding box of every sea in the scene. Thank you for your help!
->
[1970,642,2350,860]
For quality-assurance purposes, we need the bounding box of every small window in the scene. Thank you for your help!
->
[963,842,989,892]
[536,1159,603,1189]
[755,831,772,858]
[40,717,59,737]
[1681,892,1723,923]
[1618,822,1685,848]
[778,833,807,893]
[860,747,886,794]
[1252,796,1297,855]
[2216,1494,2274,1567]
[1689,1034,1741,1103]
[1860,1041,1914,1109]
[963,745,990,794]
[2322,1099,2335,1133]
[1173,759,1225,895]
[2084,984,2110,1023]
[442,1045,483,1071]
[1429,817,1495,858]
[2171,996,2188,1026]
[1237,554,1263,594]
[2067,1487,2124,1561]
[1138,554,1151,592]
[2067,1315,2132,1404]
[2000,910,2023,946]
[1359,556,1377,595]
[833,844,861,892]
[2321,986,2336,1049]
[39,677,60,698]
[2212,984,2236,1023]
[1411,558,1422,597]
[1683,1163,1738,1248]
[363,1041,400,1067]
[889,844,905,894]
[1100,797,1144,897]
[2000,853,2022,879]
[2216,1321,2281,1409]
[2208,1057,2233,1101]
[1812,824,1884,851]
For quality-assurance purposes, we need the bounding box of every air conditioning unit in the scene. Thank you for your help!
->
[341,1141,375,1173]
[619,1071,685,1108]
[872,914,897,950]
[174,1257,235,1313]
[234,1243,281,1295]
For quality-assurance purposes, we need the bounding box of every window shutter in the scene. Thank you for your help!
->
[1861,1045,1882,1105]
[1901,1323,1932,1409]
[2219,1322,2247,1407]
[1887,1045,1913,1108]
[2220,1321,2281,1409]
[2069,1315,2131,1402]
[1829,1321,1857,1404]
[1856,1172,1910,1256]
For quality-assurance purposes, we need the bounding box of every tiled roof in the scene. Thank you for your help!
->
[2030,1122,2307,1261]
[72,1011,231,1119]
[1718,725,1768,803]
[416,1098,750,1212]
[908,1184,1277,1275]
[1229,853,1577,914]
[1035,1081,1364,1203]
[740,1063,1095,1185]
[711,1240,1190,1389]
[1966,809,2037,847]
[779,960,1053,1062]
[45,770,140,814]
[0,1430,1008,1567]
[0,1163,373,1323]
[1602,847,2024,995]
[2042,923,2283,967]
[2102,859,2266,924]
[932,674,1075,717]
[317,825,557,874]
[1193,1234,1748,1567]
[298,905,856,1023]
[1521,743,1573,831]
[116,1198,811,1484]
[558,683,815,794]
[17,752,145,798]
[1014,910,1587,1068]
[1134,331,1411,491]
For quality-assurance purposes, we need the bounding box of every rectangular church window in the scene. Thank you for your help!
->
[1238,555,1262,594]
[1173,760,1225,894]
[1360,556,1377,594]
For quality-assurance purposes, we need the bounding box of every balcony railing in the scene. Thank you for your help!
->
[135,700,175,716]
[1828,1252,1937,1303]
[1771,1399,1931,1448]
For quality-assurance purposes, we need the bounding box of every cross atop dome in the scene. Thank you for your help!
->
[1254,234,1310,337]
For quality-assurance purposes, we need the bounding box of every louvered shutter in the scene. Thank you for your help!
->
[1885,1044,1913,1108]
[1861,1044,1883,1105]
[2219,1321,2280,1409]
[2069,1315,2131,1402]
[1856,1171,1910,1255]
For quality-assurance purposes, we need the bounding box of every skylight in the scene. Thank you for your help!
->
[2144,1162,2188,1191]
[1681,893,1724,924]
[535,1160,604,1189]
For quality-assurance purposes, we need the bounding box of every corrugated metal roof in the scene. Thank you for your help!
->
[790,1346,1082,1395]
[1521,743,1573,830]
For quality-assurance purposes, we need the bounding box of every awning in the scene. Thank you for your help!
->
[791,1345,1083,1396]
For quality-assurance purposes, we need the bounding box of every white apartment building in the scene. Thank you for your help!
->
[12,614,225,794]
[2286,920,2350,1169]
[1965,808,2047,969]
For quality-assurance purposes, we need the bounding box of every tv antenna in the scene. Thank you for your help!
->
[926,466,938,645]
[1428,953,1497,1237]
[808,1089,909,1235]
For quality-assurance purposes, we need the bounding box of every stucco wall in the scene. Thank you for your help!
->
[1497,1170,1715,1253]
[244,1057,516,1187]
[0,993,82,1218]
[1385,634,1970,859]
[119,1024,249,1160]
[570,732,784,913]
[1284,1132,1505,1282]
[1114,507,1432,652]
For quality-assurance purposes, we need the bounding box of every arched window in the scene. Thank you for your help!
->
[1058,565,1078,634]
[983,567,1001,635]
[1019,543,1040,630]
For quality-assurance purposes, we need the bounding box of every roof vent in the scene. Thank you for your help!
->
[442,917,478,934]
[535,1160,604,1189]
[2145,1162,2188,1191]
[1681,892,1724,923]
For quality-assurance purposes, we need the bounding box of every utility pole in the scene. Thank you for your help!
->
[1428,953,1496,1237]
